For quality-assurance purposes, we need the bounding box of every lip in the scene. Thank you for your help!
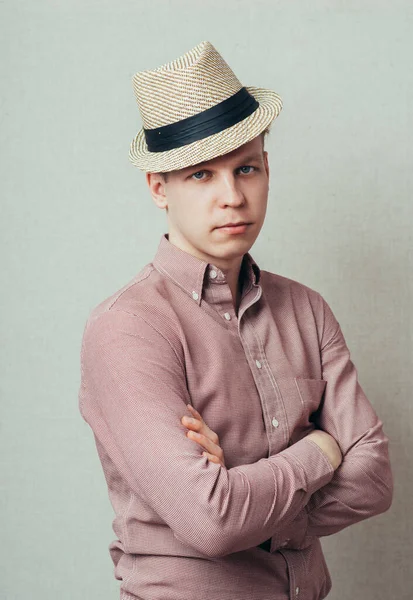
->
[216,223,251,235]
[216,222,251,228]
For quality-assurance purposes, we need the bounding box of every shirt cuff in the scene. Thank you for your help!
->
[278,437,335,496]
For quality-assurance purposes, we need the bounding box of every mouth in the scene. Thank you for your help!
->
[215,223,252,235]
[216,222,251,229]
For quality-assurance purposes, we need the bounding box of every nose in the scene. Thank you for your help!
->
[218,173,245,207]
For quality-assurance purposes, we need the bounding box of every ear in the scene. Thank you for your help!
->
[146,172,168,210]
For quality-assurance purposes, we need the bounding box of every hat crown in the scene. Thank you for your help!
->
[131,41,243,129]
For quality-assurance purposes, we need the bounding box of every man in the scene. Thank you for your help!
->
[78,41,393,600]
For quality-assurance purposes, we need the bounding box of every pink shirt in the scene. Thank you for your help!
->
[78,233,393,600]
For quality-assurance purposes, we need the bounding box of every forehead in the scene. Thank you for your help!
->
[177,136,264,174]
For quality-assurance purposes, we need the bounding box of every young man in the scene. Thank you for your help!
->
[78,41,393,600]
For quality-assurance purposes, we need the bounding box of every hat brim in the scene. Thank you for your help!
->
[128,87,282,173]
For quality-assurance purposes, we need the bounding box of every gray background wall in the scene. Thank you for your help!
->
[1,1,411,598]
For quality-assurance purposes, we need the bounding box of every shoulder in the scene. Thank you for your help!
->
[259,269,340,346]
[81,262,183,359]
[259,269,324,307]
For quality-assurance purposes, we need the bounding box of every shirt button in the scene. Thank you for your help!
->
[295,586,300,595]
[209,269,217,279]
[272,417,279,428]
[192,291,199,300]
[224,312,231,320]
[255,360,262,369]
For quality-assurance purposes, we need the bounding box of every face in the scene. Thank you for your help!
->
[146,134,270,272]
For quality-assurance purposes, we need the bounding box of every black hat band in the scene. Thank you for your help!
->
[144,87,259,153]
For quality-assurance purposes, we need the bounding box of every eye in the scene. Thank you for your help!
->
[238,165,256,174]
[190,170,207,180]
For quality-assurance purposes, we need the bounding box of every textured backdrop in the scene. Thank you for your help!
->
[1,1,411,598]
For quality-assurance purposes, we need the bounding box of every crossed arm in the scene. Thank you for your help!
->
[180,299,394,551]
[80,296,393,556]
[81,308,338,558]
[181,406,341,472]
[180,403,340,550]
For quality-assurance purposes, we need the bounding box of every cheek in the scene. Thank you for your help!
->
[243,175,267,194]
[249,180,268,206]
[176,201,204,230]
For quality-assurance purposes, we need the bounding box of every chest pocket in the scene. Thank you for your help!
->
[276,377,327,446]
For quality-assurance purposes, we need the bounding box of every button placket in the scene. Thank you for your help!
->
[238,299,286,455]
[254,359,281,437]
[207,267,238,325]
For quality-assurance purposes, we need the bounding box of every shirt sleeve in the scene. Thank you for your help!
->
[277,295,394,550]
[79,308,336,558]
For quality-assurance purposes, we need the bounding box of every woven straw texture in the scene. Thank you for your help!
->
[128,41,282,172]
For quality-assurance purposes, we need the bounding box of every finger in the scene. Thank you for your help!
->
[187,431,224,460]
[184,417,219,445]
[186,404,203,421]
[184,421,201,433]
[181,415,202,432]
[182,410,220,446]
[202,452,224,467]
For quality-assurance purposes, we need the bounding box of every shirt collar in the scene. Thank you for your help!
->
[152,233,261,306]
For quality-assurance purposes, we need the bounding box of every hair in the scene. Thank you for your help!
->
[157,127,270,183]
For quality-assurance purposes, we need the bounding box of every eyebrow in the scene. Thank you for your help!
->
[185,152,263,173]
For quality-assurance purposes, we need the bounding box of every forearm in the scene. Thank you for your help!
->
[305,419,393,537]
[272,419,393,550]
[173,436,335,557]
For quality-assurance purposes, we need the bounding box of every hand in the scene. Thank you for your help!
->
[181,405,226,468]
[305,429,343,470]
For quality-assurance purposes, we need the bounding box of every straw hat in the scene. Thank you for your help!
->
[129,40,283,173]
